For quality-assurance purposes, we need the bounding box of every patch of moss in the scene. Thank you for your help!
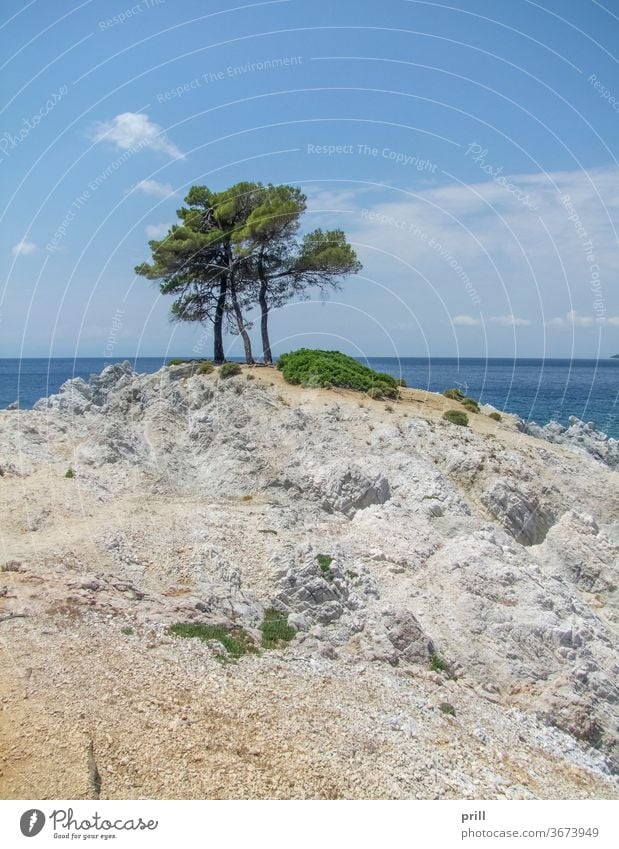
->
[167,622,256,659]
[260,608,296,649]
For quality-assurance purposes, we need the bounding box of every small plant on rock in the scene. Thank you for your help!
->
[443,387,465,401]
[430,653,449,674]
[198,360,214,375]
[462,398,480,413]
[439,702,456,716]
[443,410,469,427]
[488,411,502,422]
[260,608,296,649]
[220,362,242,379]
[167,622,256,659]
[316,554,333,574]
[65,467,74,478]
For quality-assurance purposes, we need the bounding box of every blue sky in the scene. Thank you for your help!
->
[1,0,618,359]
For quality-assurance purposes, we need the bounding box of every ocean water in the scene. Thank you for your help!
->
[0,356,617,438]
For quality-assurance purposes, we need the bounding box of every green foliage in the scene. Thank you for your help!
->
[258,528,278,535]
[443,388,465,401]
[278,349,399,398]
[120,627,134,636]
[488,411,502,421]
[462,398,480,413]
[246,373,255,380]
[346,569,359,579]
[316,554,334,573]
[439,702,456,716]
[136,183,362,364]
[167,622,256,659]
[395,378,407,387]
[65,467,74,478]
[443,409,469,427]
[429,653,449,674]
[198,360,214,374]
[220,362,242,378]
[260,608,296,649]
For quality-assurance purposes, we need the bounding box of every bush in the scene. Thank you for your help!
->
[65,467,74,478]
[220,361,242,379]
[439,702,456,716]
[488,411,502,422]
[462,398,480,413]
[167,622,256,659]
[198,361,214,375]
[277,349,400,396]
[429,653,449,674]
[443,387,465,401]
[316,554,333,573]
[443,409,469,427]
[260,608,296,649]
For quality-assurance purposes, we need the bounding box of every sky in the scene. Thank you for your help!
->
[1,0,618,359]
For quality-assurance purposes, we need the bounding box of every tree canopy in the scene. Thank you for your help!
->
[135,182,362,363]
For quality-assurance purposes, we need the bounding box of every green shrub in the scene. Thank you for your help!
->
[462,398,480,413]
[316,554,333,574]
[443,409,469,427]
[439,702,456,716]
[120,626,134,636]
[395,377,407,387]
[198,360,214,375]
[220,361,242,379]
[65,467,74,478]
[167,358,187,366]
[429,653,449,674]
[277,349,399,396]
[167,622,256,659]
[488,411,502,422]
[258,528,278,535]
[260,608,296,649]
[246,373,255,381]
[443,387,465,401]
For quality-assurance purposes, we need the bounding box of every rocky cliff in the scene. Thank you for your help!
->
[0,361,617,799]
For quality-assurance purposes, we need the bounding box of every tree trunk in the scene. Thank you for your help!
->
[229,277,254,364]
[258,280,272,364]
[213,276,227,363]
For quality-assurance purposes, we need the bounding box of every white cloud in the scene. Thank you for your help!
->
[145,223,171,239]
[132,179,177,198]
[546,310,619,328]
[12,239,37,256]
[491,314,531,327]
[452,314,481,326]
[90,112,184,159]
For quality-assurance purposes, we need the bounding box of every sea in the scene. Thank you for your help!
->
[0,357,617,438]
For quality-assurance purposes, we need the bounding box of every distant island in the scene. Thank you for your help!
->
[612,354,619,358]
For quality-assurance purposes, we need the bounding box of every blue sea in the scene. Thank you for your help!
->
[0,357,617,438]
